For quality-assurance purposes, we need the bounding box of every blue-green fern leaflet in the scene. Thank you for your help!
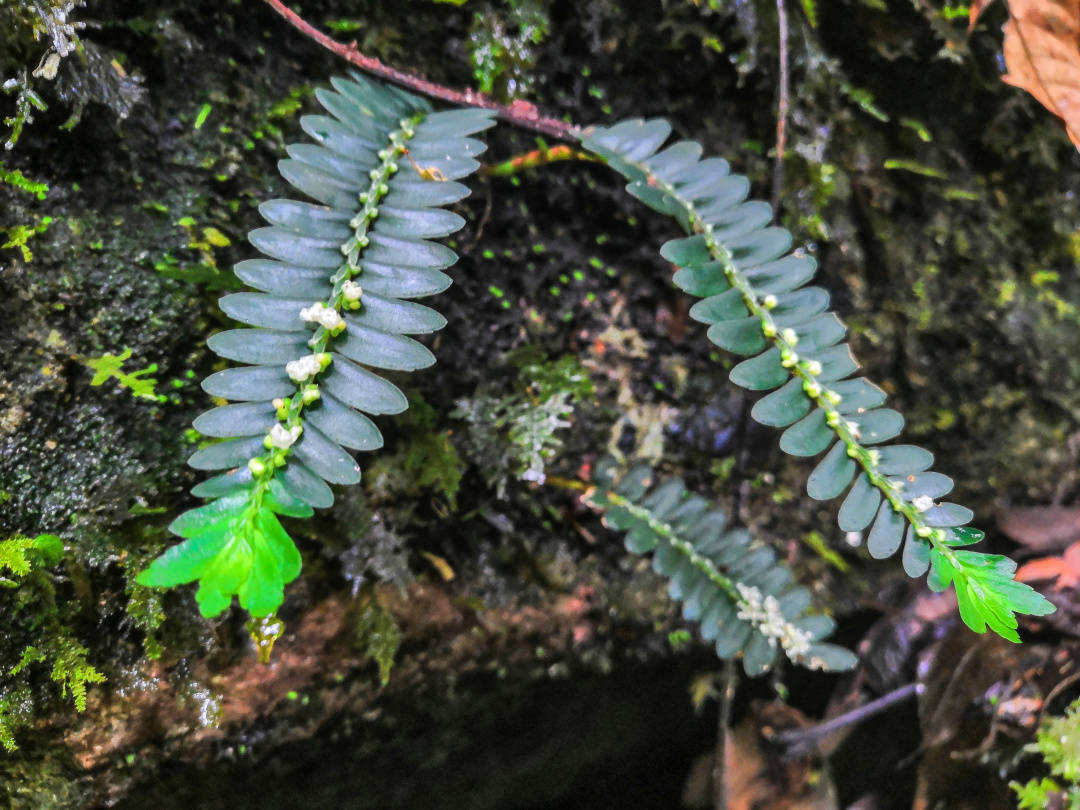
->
[585,459,856,675]
[138,75,494,617]
[579,118,1054,642]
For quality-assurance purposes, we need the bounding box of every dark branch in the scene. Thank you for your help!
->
[713,659,738,810]
[768,683,921,753]
[262,0,578,141]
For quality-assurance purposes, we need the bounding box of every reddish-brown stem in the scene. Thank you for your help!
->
[262,0,578,141]
[481,144,597,177]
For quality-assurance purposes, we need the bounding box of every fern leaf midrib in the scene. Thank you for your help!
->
[597,486,741,599]
[579,118,1054,641]
[237,114,423,526]
[609,155,965,573]
[596,486,817,662]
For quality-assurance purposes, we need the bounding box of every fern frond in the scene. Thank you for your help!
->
[584,459,856,675]
[580,119,1055,642]
[139,75,494,618]
[0,533,63,579]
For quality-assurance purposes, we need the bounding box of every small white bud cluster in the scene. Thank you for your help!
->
[300,301,346,332]
[912,494,935,512]
[268,423,302,449]
[735,582,813,658]
[286,354,324,382]
[342,280,363,302]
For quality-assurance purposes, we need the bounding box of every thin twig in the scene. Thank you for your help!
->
[1036,670,1080,728]
[713,658,737,810]
[731,0,793,522]
[769,682,921,750]
[262,0,577,141]
[481,144,597,177]
[771,0,790,215]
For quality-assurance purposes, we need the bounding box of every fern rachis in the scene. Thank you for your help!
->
[137,75,494,618]
[583,460,856,675]
[579,118,1054,642]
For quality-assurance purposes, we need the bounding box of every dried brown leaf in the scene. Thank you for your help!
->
[998,505,1080,551]
[1017,539,1080,588]
[1001,0,1080,147]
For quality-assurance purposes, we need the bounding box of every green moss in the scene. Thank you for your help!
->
[81,348,163,402]
[468,0,550,99]
[1012,698,1080,808]
[0,534,61,580]
[366,394,465,508]
[30,635,104,713]
[123,570,165,660]
[0,533,103,751]
[355,596,401,687]
[0,163,47,199]
[0,214,51,261]
[452,347,593,494]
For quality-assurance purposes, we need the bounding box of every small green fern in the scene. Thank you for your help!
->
[584,459,855,675]
[11,637,104,713]
[0,532,103,751]
[579,119,1054,642]
[137,74,495,618]
[83,348,162,402]
[0,533,62,580]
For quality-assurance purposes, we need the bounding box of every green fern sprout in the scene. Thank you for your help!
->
[137,74,494,618]
[83,348,162,402]
[579,119,1054,642]
[583,459,855,675]
[0,533,62,581]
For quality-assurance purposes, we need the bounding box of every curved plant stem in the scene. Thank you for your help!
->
[481,144,597,177]
[262,0,578,141]
[768,682,920,750]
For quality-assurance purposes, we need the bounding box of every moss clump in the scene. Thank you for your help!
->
[453,346,593,495]
[468,0,551,100]
[366,394,466,509]
[1012,698,1080,809]
[0,533,103,752]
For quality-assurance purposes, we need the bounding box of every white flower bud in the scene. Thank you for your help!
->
[286,354,323,382]
[268,423,302,449]
[300,302,344,331]
[342,280,363,302]
[300,302,326,323]
[318,308,345,331]
[913,495,935,512]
